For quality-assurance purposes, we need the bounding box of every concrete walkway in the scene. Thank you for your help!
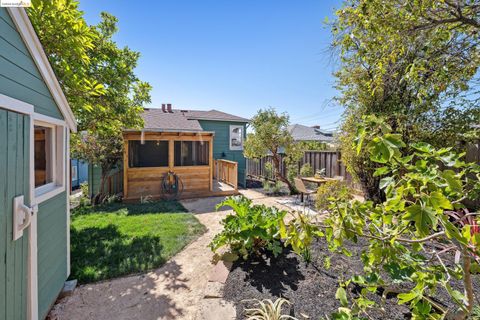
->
[49,197,232,320]
[48,190,286,320]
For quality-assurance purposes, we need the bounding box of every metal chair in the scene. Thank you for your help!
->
[294,177,316,205]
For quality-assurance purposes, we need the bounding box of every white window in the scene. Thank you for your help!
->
[34,118,66,203]
[229,125,244,150]
[230,126,243,150]
[71,164,78,182]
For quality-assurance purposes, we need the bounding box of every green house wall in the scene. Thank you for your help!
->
[198,120,247,187]
[0,7,69,320]
[37,192,68,320]
[0,9,63,120]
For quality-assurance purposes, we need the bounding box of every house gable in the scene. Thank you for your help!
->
[0,8,76,131]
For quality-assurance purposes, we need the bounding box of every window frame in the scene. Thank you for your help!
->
[174,140,210,167]
[229,125,244,151]
[33,114,66,204]
[128,139,170,168]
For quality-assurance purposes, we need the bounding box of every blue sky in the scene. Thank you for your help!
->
[79,0,343,131]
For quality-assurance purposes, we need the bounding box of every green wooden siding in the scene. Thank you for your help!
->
[87,164,123,198]
[0,7,69,319]
[198,120,247,187]
[87,164,102,198]
[0,110,30,320]
[0,8,63,119]
[37,192,68,320]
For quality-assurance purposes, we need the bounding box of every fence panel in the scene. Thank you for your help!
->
[246,150,353,184]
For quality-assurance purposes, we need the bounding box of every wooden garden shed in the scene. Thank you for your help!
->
[0,7,76,320]
[121,105,248,201]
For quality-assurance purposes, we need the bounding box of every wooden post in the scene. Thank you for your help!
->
[123,138,128,199]
[168,138,174,170]
[209,136,213,191]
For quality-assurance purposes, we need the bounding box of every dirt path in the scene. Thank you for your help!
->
[49,191,286,320]
[49,197,231,320]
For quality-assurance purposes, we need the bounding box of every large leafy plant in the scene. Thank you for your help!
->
[209,196,286,259]
[325,116,480,319]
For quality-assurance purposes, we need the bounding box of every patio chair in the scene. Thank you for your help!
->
[294,178,316,205]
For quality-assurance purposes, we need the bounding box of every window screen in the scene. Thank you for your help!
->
[129,140,169,167]
[174,141,209,166]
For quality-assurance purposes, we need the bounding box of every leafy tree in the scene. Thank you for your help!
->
[332,0,480,202]
[244,108,303,194]
[28,0,151,199]
[325,116,480,319]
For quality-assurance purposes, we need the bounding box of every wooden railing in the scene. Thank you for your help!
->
[214,159,238,189]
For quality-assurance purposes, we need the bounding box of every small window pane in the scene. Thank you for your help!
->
[230,126,243,150]
[34,126,53,187]
[174,141,209,166]
[129,140,169,167]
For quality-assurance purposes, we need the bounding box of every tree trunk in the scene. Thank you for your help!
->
[272,152,295,194]
[463,250,474,315]
[93,164,112,205]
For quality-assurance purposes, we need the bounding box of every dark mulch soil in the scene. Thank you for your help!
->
[223,237,480,319]
[246,178,263,189]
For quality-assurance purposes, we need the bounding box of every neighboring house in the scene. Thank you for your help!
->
[70,159,88,190]
[89,104,249,200]
[0,7,76,320]
[287,124,334,144]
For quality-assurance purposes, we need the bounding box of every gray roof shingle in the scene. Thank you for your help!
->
[140,108,249,131]
[287,124,334,142]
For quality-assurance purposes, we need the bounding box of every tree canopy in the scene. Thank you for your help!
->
[28,0,151,198]
[332,0,480,201]
[244,108,302,193]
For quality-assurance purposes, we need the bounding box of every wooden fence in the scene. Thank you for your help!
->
[246,150,353,184]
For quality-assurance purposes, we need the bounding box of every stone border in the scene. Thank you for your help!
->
[195,258,236,319]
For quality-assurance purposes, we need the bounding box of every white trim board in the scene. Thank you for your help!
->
[6,8,77,132]
[0,93,34,114]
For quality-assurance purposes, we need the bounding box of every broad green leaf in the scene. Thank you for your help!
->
[429,191,453,210]
[403,205,437,236]
[373,166,390,177]
[335,287,348,307]
[442,170,462,193]
[379,176,395,190]
[411,142,434,153]
[397,290,419,304]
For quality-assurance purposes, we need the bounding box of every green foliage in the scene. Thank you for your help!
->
[316,180,353,212]
[245,298,298,320]
[325,116,480,318]
[209,196,287,259]
[79,182,91,207]
[333,0,480,201]
[263,181,283,196]
[264,162,274,180]
[28,1,151,198]
[244,108,303,193]
[299,163,313,177]
[297,141,328,151]
[279,211,323,262]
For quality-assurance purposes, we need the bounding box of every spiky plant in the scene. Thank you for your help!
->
[244,298,298,320]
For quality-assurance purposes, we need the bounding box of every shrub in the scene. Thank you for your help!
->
[79,182,91,207]
[325,115,480,319]
[264,162,274,180]
[209,196,287,259]
[315,180,353,211]
[299,163,313,177]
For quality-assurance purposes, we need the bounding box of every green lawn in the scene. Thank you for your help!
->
[70,201,206,284]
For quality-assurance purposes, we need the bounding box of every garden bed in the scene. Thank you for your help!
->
[223,237,480,319]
